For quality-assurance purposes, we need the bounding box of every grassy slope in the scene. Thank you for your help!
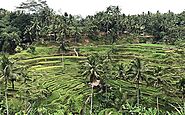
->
[7,43,185,114]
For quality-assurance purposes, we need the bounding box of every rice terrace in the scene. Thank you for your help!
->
[0,0,185,114]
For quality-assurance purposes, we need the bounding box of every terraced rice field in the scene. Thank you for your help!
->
[78,44,184,111]
[8,47,89,114]
[8,44,185,114]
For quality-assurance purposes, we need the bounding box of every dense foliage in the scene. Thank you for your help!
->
[0,0,185,54]
[0,0,185,114]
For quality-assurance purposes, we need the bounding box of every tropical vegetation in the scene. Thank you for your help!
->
[0,0,185,114]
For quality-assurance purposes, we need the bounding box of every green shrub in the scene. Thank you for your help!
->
[15,46,23,53]
[27,46,36,54]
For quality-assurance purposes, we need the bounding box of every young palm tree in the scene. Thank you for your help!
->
[9,73,16,90]
[20,67,31,84]
[116,63,126,80]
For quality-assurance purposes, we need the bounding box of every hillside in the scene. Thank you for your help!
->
[1,43,184,114]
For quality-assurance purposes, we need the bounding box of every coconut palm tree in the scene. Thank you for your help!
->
[169,102,185,115]
[82,55,101,83]
[176,78,185,99]
[74,26,81,44]
[105,6,121,44]
[1,54,12,115]
[57,13,69,52]
[116,63,126,80]
[82,55,102,115]
[127,58,146,106]
[27,18,41,42]
[147,66,168,115]
[9,73,16,90]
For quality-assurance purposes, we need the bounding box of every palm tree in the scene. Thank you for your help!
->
[169,102,185,115]
[104,13,111,44]
[176,78,185,99]
[82,55,102,115]
[127,58,146,106]
[100,55,112,107]
[116,63,126,80]
[147,66,168,115]
[82,55,101,83]
[9,73,16,90]
[27,18,41,42]
[0,67,4,114]
[58,13,69,52]
[1,54,12,115]
[20,68,31,84]
[105,6,121,44]
[74,26,81,44]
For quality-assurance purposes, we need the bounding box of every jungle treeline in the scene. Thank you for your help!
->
[0,0,185,54]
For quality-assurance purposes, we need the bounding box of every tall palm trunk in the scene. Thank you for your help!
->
[62,54,65,68]
[136,72,140,106]
[90,86,93,115]
[136,78,140,106]
[182,87,184,100]
[5,75,9,115]
[62,29,67,51]
[106,85,108,106]
[0,81,2,99]
[54,32,57,41]
[105,21,109,44]
[112,35,116,44]
[83,96,89,115]
[74,27,77,44]
[157,96,159,115]
[11,80,14,90]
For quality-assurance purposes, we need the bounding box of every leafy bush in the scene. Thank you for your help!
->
[15,46,23,53]
[27,46,36,54]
